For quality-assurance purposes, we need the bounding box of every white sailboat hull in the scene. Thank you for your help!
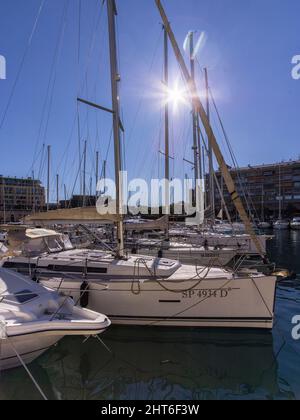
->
[41,274,277,330]
[2,251,276,331]
[171,233,270,255]
[273,222,290,230]
[290,223,300,230]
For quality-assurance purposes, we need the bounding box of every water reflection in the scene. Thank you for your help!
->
[268,230,300,274]
[0,327,284,400]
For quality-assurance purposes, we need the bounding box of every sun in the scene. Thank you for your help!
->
[164,80,188,112]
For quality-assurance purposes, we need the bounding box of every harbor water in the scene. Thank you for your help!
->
[1,230,300,400]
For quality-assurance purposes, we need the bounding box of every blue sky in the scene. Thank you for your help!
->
[0,0,300,201]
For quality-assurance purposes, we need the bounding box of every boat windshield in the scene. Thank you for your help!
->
[2,290,39,305]
[44,234,74,253]
[22,234,74,256]
[0,243,8,254]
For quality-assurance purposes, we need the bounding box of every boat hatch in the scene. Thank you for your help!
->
[3,290,39,304]
[159,259,178,267]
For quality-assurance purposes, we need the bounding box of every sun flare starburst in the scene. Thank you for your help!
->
[163,80,188,112]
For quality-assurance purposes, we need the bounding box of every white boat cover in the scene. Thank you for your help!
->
[25,207,120,225]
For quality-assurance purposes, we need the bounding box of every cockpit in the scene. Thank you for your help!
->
[22,233,74,257]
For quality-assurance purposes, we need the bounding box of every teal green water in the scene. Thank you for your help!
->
[1,230,300,400]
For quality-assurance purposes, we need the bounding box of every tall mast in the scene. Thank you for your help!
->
[163,24,170,218]
[155,0,265,259]
[47,145,51,211]
[77,112,82,196]
[197,116,203,180]
[89,176,92,197]
[163,25,169,184]
[221,174,224,220]
[64,184,67,208]
[95,151,99,198]
[32,171,36,214]
[56,174,59,209]
[261,183,264,222]
[83,140,87,207]
[190,32,200,191]
[279,164,282,220]
[103,160,107,193]
[204,68,215,219]
[107,0,124,257]
[2,178,6,224]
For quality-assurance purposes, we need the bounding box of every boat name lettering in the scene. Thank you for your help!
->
[182,288,233,299]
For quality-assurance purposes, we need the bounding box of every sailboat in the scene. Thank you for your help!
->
[274,164,290,230]
[4,0,277,330]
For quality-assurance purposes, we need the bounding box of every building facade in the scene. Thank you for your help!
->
[59,195,97,209]
[0,176,45,223]
[214,160,300,220]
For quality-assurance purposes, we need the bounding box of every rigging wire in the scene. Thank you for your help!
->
[126,28,163,153]
[7,337,48,400]
[208,85,260,222]
[76,0,105,195]
[28,0,70,177]
[78,0,82,65]
[0,0,47,134]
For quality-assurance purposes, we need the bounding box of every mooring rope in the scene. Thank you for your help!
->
[0,321,48,401]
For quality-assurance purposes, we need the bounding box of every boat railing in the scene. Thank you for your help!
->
[233,254,276,275]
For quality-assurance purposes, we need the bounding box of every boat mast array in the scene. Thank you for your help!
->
[155,0,266,261]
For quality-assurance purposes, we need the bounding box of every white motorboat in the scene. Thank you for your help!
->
[0,268,111,371]
[1,229,277,330]
[273,220,290,230]
[290,217,300,230]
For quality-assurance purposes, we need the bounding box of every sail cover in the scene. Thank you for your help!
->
[25,207,120,226]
